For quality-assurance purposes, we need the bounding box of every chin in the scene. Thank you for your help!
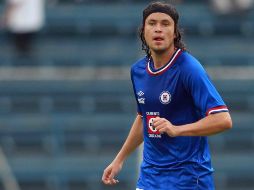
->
[152,48,168,54]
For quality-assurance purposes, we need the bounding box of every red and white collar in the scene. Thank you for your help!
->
[146,48,182,76]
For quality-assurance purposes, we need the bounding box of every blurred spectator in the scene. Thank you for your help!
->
[210,0,254,15]
[1,0,45,58]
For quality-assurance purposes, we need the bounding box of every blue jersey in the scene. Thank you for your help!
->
[131,49,228,190]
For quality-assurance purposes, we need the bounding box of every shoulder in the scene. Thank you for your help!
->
[131,56,148,74]
[178,51,206,75]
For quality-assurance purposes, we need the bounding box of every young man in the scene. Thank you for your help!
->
[102,2,232,190]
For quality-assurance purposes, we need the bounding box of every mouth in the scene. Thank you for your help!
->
[153,37,164,44]
[153,37,164,42]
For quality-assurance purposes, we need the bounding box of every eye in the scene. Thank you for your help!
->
[162,21,170,26]
[148,22,156,26]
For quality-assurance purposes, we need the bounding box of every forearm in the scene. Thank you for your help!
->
[177,112,232,136]
[113,115,143,164]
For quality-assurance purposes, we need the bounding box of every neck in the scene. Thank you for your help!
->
[151,46,176,70]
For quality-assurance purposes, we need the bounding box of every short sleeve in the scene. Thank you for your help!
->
[130,66,142,115]
[182,59,228,116]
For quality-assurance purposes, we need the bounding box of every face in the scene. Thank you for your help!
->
[144,12,176,55]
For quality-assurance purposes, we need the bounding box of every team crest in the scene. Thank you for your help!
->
[159,91,171,104]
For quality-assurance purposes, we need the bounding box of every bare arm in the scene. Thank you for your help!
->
[102,114,143,185]
[153,112,232,137]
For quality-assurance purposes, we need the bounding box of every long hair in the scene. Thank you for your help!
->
[139,1,186,57]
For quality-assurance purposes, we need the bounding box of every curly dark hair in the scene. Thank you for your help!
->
[139,1,186,57]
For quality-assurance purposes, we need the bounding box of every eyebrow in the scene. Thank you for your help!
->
[147,19,171,22]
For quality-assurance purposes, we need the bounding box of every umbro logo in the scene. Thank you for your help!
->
[137,91,145,104]
[138,98,145,104]
[137,91,144,96]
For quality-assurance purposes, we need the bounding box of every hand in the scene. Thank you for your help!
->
[102,161,122,185]
[153,117,178,137]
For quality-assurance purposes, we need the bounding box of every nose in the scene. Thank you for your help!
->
[155,24,162,33]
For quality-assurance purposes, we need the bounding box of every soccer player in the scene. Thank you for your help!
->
[102,1,232,190]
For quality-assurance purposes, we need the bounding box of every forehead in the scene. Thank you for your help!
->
[145,12,174,23]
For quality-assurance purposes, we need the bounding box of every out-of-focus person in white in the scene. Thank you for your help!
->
[1,0,45,58]
[210,0,254,15]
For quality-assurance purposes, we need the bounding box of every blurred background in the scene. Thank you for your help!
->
[0,0,253,190]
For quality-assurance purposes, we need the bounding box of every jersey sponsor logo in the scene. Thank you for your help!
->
[137,91,145,104]
[159,91,171,104]
[146,112,161,138]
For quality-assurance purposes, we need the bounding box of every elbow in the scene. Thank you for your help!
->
[223,113,233,130]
